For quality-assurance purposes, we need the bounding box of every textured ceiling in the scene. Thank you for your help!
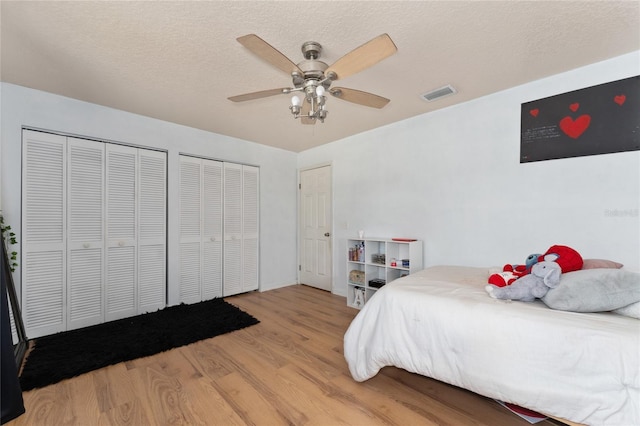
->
[1,1,639,152]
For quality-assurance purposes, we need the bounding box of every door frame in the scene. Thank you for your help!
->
[297,163,333,291]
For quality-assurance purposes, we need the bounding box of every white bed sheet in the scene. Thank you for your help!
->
[344,266,640,425]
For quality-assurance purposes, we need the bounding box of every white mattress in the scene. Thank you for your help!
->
[343,265,640,425]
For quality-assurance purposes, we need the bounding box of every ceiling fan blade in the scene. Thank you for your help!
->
[300,98,316,125]
[329,87,390,109]
[325,34,397,81]
[228,88,289,102]
[237,34,303,76]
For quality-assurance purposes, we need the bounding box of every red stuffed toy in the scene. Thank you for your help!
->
[487,270,520,288]
[488,245,582,288]
[488,253,540,287]
[541,245,583,273]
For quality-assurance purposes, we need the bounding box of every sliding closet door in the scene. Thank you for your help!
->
[105,144,137,321]
[202,160,223,300]
[66,138,106,330]
[138,149,167,313]
[22,130,67,338]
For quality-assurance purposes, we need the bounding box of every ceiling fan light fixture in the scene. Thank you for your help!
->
[420,85,457,102]
[230,33,398,125]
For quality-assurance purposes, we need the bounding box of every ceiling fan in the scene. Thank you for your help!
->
[228,33,397,124]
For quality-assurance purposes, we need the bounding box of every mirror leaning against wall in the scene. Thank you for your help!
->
[1,213,27,423]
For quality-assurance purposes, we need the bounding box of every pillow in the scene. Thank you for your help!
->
[613,302,640,319]
[582,258,624,269]
[542,269,640,313]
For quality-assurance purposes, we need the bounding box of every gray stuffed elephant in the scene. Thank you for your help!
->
[485,260,562,302]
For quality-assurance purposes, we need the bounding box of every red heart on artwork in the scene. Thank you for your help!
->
[559,115,591,139]
[614,95,626,106]
[530,109,539,117]
[569,103,580,112]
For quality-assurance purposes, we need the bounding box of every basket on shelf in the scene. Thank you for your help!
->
[349,270,365,284]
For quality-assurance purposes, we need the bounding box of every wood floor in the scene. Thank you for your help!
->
[10,284,565,426]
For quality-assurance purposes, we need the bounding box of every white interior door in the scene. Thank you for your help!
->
[299,165,332,291]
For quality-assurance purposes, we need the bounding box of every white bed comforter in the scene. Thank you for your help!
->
[344,266,640,425]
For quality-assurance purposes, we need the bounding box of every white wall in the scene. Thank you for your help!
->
[299,51,640,297]
[0,83,299,303]
[2,51,638,304]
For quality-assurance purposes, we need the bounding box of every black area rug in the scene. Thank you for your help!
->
[19,298,259,391]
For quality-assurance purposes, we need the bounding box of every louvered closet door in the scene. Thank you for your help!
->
[242,166,259,292]
[105,144,137,321]
[138,149,167,313]
[223,163,243,296]
[179,156,202,303]
[22,130,67,338]
[202,160,223,300]
[67,137,105,330]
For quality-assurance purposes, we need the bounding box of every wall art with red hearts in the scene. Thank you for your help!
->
[520,75,639,163]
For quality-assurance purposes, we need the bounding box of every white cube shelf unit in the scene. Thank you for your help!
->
[346,238,423,309]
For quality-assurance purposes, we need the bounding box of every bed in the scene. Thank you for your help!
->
[343,265,640,425]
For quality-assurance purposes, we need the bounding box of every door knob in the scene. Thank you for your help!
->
[324,232,330,237]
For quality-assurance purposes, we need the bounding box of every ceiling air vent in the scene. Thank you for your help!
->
[420,85,457,102]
